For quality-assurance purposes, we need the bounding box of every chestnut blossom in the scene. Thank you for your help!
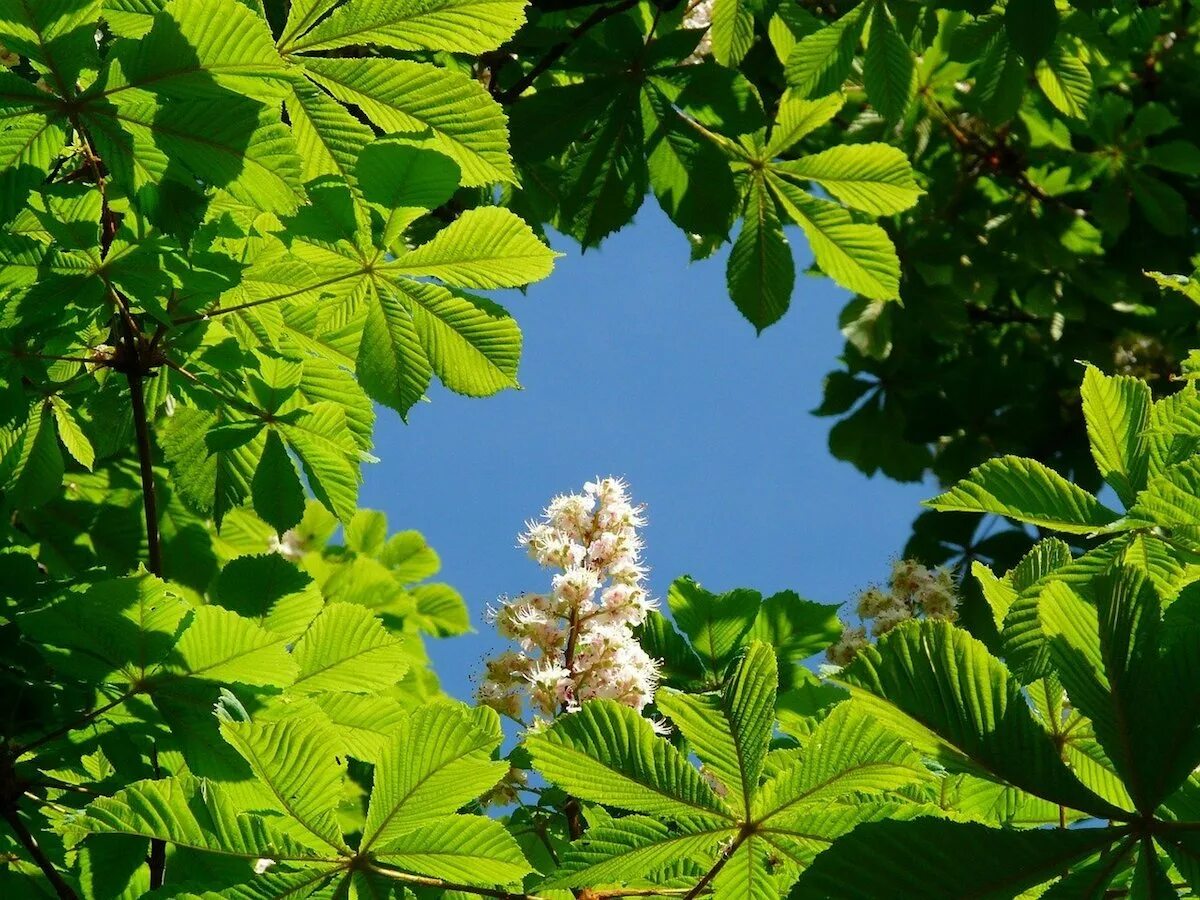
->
[825,559,960,669]
[478,478,660,722]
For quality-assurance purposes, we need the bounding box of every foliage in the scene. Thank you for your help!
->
[489,0,1200,546]
[2,0,1200,899]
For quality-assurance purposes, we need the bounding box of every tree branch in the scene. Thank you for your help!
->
[2,805,77,900]
[369,863,548,899]
[497,0,639,104]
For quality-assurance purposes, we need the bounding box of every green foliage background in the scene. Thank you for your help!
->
[1,0,1200,897]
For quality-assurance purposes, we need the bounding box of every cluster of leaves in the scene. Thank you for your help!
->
[3,0,1200,898]
[489,0,1200,545]
[478,357,1200,898]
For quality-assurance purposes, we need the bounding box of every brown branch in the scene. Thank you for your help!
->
[17,690,136,756]
[682,830,749,900]
[2,805,77,899]
[497,0,639,104]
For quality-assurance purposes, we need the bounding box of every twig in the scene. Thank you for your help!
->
[17,690,135,756]
[2,805,77,899]
[497,0,639,104]
[369,862,547,899]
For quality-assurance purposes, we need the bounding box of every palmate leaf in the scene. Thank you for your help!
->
[714,832,793,900]
[926,455,1122,534]
[526,700,734,820]
[791,818,1126,899]
[727,172,794,332]
[710,0,755,68]
[170,605,298,687]
[656,642,777,815]
[836,619,1129,819]
[1127,457,1200,552]
[97,0,291,101]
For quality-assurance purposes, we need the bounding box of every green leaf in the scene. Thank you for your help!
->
[171,605,298,687]
[838,619,1128,818]
[1127,457,1200,552]
[546,815,733,889]
[558,83,647,247]
[525,700,734,820]
[380,530,441,583]
[63,774,328,862]
[389,207,556,289]
[785,5,867,98]
[49,395,94,470]
[765,91,844,158]
[299,58,515,186]
[1081,364,1151,506]
[656,642,777,815]
[252,430,305,534]
[748,590,841,687]
[219,716,349,853]
[357,279,433,419]
[360,703,507,851]
[0,0,98,90]
[792,819,1124,899]
[18,570,190,684]
[4,402,64,507]
[753,702,931,822]
[81,90,305,216]
[410,583,470,637]
[279,402,362,523]
[373,816,531,886]
[1039,570,1157,813]
[100,0,290,101]
[1035,42,1092,119]
[210,553,324,641]
[642,81,738,239]
[863,1,915,121]
[774,143,923,215]
[727,173,794,332]
[975,32,1026,123]
[710,0,755,67]
[768,176,902,301]
[667,577,759,680]
[925,455,1122,534]
[289,602,410,695]
[284,0,527,55]
[399,281,522,400]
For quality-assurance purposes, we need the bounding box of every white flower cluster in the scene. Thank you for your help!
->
[825,559,959,668]
[681,0,714,64]
[478,478,660,722]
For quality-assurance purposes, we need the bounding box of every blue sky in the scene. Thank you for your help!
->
[363,205,933,702]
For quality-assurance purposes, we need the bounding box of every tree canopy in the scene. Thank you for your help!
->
[1,0,1200,897]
